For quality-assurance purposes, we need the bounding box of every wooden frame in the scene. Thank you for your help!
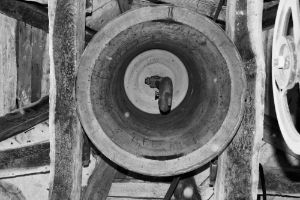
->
[48,0,86,199]
[215,0,265,199]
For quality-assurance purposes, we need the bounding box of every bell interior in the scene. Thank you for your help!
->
[90,21,231,160]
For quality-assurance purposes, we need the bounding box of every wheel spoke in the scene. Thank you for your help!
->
[272,0,300,155]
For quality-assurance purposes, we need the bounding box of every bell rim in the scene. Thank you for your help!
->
[76,6,246,176]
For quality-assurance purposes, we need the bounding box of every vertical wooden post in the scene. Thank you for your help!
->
[48,0,86,199]
[215,0,265,199]
[0,14,17,116]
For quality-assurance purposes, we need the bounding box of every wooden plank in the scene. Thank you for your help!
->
[0,95,49,142]
[83,157,117,200]
[158,0,226,21]
[16,21,32,107]
[108,182,212,199]
[41,35,50,97]
[48,0,86,199]
[215,0,265,199]
[108,182,170,198]
[31,28,47,102]
[0,0,48,32]
[0,142,49,171]
[0,0,95,41]
[0,14,17,116]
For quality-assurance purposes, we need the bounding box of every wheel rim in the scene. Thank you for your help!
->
[77,6,246,176]
[272,0,300,154]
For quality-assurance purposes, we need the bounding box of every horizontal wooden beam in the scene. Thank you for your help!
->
[0,142,50,178]
[0,95,49,142]
[0,0,96,42]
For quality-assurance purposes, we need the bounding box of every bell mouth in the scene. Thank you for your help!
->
[90,21,231,159]
[124,49,189,114]
[76,6,245,176]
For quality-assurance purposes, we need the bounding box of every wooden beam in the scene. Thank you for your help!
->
[0,0,48,32]
[0,95,49,142]
[156,0,226,21]
[0,142,49,176]
[0,14,17,116]
[83,157,117,200]
[48,0,86,199]
[215,0,265,199]
[0,0,95,42]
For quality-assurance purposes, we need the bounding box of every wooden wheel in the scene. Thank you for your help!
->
[76,6,246,176]
[272,0,300,154]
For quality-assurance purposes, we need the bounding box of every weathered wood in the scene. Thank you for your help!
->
[48,0,86,199]
[107,181,212,199]
[0,95,49,143]
[16,20,48,105]
[158,0,226,21]
[16,21,33,106]
[0,0,48,32]
[41,36,50,97]
[0,14,17,116]
[108,182,170,198]
[83,157,117,200]
[215,0,265,199]
[31,28,47,102]
[0,0,95,42]
[0,142,49,171]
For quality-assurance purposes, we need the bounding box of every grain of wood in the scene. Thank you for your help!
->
[41,35,50,97]
[83,157,117,200]
[31,28,47,102]
[215,0,265,199]
[48,0,86,199]
[16,21,32,107]
[107,181,214,199]
[0,14,17,116]
[159,0,226,21]
[0,142,50,178]
[0,95,49,142]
